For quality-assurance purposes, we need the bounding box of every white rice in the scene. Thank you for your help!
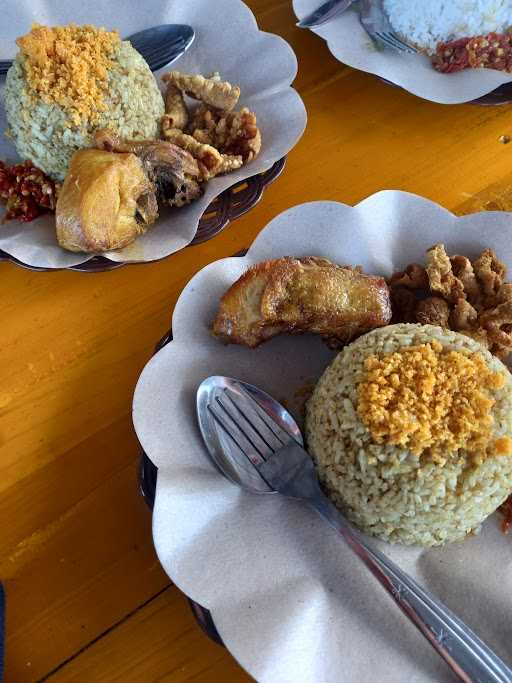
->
[3,41,164,181]
[305,324,512,546]
[383,0,512,54]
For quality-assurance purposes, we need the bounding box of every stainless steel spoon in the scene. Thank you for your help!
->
[297,0,355,29]
[0,23,194,76]
[197,375,512,683]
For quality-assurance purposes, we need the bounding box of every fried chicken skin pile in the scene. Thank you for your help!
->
[389,244,512,360]
[212,256,392,348]
[160,71,261,180]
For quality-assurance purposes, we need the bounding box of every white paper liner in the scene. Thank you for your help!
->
[0,0,306,268]
[133,194,512,682]
[293,0,512,105]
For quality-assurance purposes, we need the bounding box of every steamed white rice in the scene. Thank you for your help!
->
[305,324,512,546]
[383,0,512,54]
[3,41,164,181]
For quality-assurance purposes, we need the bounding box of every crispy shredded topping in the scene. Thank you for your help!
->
[357,341,511,465]
[16,23,120,126]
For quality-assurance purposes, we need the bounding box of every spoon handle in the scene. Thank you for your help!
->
[309,493,512,683]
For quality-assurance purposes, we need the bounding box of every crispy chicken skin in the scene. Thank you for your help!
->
[212,256,392,348]
[389,243,512,360]
[56,149,156,253]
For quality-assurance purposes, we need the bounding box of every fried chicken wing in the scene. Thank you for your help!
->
[212,256,392,348]
[93,129,202,208]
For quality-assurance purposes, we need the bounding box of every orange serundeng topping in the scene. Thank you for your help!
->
[357,340,510,465]
[16,23,120,127]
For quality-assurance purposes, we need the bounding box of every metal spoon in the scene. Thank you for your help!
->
[297,0,355,29]
[197,375,512,683]
[0,24,194,76]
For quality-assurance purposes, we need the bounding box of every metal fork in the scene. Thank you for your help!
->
[359,0,417,54]
[204,380,512,683]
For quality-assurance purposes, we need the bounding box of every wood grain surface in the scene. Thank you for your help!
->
[3,0,512,681]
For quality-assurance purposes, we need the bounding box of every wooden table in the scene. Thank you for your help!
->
[4,1,512,680]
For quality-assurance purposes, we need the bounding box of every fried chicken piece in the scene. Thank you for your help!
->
[492,340,512,361]
[450,255,481,304]
[170,178,202,208]
[388,263,428,290]
[390,287,418,323]
[212,256,392,348]
[450,299,478,330]
[479,301,512,349]
[163,83,189,130]
[93,129,202,208]
[426,244,466,303]
[162,71,240,111]
[56,149,156,253]
[498,282,512,303]
[94,129,200,177]
[218,155,244,174]
[416,297,450,327]
[188,106,261,163]
[473,248,506,299]
[161,127,243,180]
[160,128,223,179]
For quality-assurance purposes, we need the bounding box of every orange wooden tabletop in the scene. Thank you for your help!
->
[3,1,512,681]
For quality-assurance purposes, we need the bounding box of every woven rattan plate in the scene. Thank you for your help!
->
[138,326,224,645]
[0,157,285,273]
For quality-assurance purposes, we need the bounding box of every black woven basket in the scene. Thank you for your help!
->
[378,77,512,105]
[138,325,224,644]
[0,158,285,273]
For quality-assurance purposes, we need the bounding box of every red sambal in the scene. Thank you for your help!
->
[0,160,58,222]
[433,31,512,74]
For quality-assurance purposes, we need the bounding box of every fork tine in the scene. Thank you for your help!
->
[374,31,403,51]
[208,402,265,466]
[216,393,274,460]
[393,34,417,53]
[234,384,297,448]
[223,389,281,455]
[387,32,417,53]
[375,31,416,53]
[230,385,292,452]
